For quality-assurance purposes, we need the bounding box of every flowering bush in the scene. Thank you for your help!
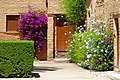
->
[18,8,48,51]
[68,20,114,71]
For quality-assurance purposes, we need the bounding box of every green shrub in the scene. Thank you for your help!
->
[0,41,34,78]
[68,32,88,63]
[68,20,114,71]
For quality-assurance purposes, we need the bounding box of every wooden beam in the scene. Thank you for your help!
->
[47,14,56,17]
[113,14,120,18]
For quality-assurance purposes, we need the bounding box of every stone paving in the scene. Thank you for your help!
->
[32,61,112,80]
[0,61,113,80]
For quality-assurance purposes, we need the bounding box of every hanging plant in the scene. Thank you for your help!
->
[18,7,48,51]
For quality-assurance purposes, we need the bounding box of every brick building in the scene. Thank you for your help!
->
[87,0,120,71]
[0,0,71,60]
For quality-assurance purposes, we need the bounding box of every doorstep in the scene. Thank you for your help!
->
[106,71,120,80]
[54,58,70,63]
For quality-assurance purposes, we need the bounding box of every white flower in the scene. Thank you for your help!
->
[97,32,100,35]
[101,33,104,35]
[80,25,82,28]
[87,50,90,52]
[94,50,97,52]
[63,22,67,25]
[90,34,93,36]
[100,49,104,52]
[78,38,80,41]
[98,38,101,40]
[105,35,107,37]
[104,54,107,56]
[90,27,94,31]
[84,40,86,42]
[87,59,89,61]
[108,45,110,48]
[61,15,64,18]
[96,20,102,23]
[100,26,102,28]
[98,42,101,45]
[97,46,99,48]
[84,24,86,27]
[57,18,59,20]
[69,50,72,52]
[101,41,104,43]
[105,50,108,53]
[79,30,81,33]
[86,42,89,45]
[70,45,72,47]
[93,29,97,32]
[86,45,89,49]
[87,54,92,58]
[77,27,80,29]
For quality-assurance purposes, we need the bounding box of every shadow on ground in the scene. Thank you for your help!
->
[33,66,62,72]
[32,73,40,78]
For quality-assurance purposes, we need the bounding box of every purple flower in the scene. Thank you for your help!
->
[35,32,38,34]
[88,65,92,70]
[19,7,48,51]
[35,41,39,44]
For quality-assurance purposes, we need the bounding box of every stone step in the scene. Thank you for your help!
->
[54,58,70,63]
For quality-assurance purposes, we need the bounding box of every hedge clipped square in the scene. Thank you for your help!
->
[0,41,34,78]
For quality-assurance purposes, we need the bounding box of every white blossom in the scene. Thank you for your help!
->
[100,49,104,52]
[87,54,92,59]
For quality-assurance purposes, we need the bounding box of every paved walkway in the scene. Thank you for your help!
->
[0,61,112,80]
[33,61,111,80]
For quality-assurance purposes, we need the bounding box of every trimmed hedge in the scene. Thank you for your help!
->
[0,41,34,78]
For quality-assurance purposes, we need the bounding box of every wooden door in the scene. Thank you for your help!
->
[56,26,71,51]
[37,26,47,61]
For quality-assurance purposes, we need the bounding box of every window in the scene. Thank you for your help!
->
[6,15,19,33]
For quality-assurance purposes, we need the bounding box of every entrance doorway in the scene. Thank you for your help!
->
[37,26,47,61]
[56,26,71,51]
[55,15,71,57]
[114,18,119,69]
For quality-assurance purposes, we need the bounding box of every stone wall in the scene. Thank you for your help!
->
[0,0,46,32]
[48,0,63,14]
[0,0,63,59]
[95,0,120,20]
[87,0,120,71]
[47,17,54,59]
